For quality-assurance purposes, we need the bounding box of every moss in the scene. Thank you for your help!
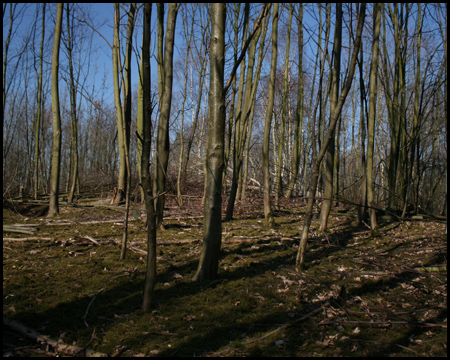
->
[3,202,447,357]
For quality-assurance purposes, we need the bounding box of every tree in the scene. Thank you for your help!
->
[262,3,279,227]
[296,4,366,271]
[224,4,269,220]
[274,4,293,207]
[176,4,196,205]
[285,4,303,199]
[65,4,79,204]
[154,3,179,228]
[112,4,125,205]
[193,2,226,281]
[48,3,64,217]
[366,3,382,229]
[112,3,136,260]
[34,3,45,200]
[319,3,342,231]
[141,3,157,311]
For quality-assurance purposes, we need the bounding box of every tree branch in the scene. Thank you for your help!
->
[224,4,270,93]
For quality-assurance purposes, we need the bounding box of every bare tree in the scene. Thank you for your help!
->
[48,3,64,217]
[296,4,366,271]
[319,3,342,231]
[193,3,226,281]
[262,3,279,227]
[366,3,382,229]
[154,3,179,229]
[141,3,157,311]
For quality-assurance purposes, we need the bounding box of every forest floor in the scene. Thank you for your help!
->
[3,194,447,357]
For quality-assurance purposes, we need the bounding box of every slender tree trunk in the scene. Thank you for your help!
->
[366,3,382,230]
[241,14,269,201]
[141,3,157,311]
[262,3,279,227]
[34,3,45,200]
[48,3,63,217]
[275,4,292,206]
[176,8,195,205]
[112,4,126,205]
[296,4,366,271]
[193,3,226,281]
[66,4,79,204]
[319,3,341,231]
[119,3,136,260]
[154,3,178,229]
[285,4,303,199]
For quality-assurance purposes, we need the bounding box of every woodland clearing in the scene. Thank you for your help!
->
[3,195,447,357]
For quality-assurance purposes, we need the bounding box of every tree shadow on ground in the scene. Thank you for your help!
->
[4,218,446,356]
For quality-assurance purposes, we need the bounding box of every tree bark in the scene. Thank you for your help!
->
[112,4,126,205]
[66,4,79,204]
[296,4,366,271]
[262,3,279,227]
[34,4,45,200]
[285,4,303,199]
[193,3,226,281]
[141,3,157,312]
[319,3,341,231]
[154,3,178,228]
[48,3,63,217]
[366,3,382,230]
[275,4,292,207]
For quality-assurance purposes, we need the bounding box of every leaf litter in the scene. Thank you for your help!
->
[3,198,447,357]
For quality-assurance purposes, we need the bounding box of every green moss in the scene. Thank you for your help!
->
[3,203,447,357]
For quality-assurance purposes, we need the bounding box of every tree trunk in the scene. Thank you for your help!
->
[275,4,292,207]
[154,3,178,228]
[34,4,45,200]
[319,3,341,231]
[285,4,303,199]
[48,3,63,217]
[118,4,136,260]
[141,3,157,311]
[262,3,279,227]
[193,3,226,281]
[296,4,366,271]
[66,4,79,205]
[112,4,126,206]
[366,3,381,230]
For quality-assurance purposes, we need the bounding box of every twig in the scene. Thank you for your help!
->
[83,289,104,328]
[3,237,54,241]
[83,272,131,327]
[83,235,102,246]
[111,345,131,357]
[74,328,97,356]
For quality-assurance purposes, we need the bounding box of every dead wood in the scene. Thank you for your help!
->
[3,237,54,241]
[3,224,37,235]
[3,317,108,357]
[79,235,102,246]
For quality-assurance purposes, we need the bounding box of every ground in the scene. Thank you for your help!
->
[3,194,447,357]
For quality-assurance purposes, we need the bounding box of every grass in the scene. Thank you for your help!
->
[3,199,447,357]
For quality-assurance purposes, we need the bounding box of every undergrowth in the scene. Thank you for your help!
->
[3,201,447,357]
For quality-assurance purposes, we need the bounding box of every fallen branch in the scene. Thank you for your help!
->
[413,265,447,273]
[3,225,37,235]
[3,237,54,241]
[83,235,102,246]
[3,317,108,357]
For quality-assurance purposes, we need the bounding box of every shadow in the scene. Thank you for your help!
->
[4,216,446,357]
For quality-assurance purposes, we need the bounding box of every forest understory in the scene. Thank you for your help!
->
[3,193,447,357]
